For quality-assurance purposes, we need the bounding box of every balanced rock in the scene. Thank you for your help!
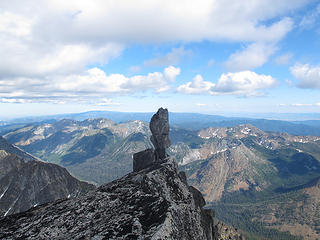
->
[133,108,171,172]
[150,107,171,160]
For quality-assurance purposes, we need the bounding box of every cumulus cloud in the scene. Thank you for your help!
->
[0,0,311,104]
[120,66,180,93]
[225,42,278,71]
[144,47,192,67]
[0,0,308,80]
[290,63,320,88]
[212,71,276,96]
[177,75,215,94]
[0,66,180,103]
[177,71,276,96]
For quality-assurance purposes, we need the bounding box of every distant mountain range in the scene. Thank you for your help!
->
[2,110,320,136]
[2,115,320,239]
[0,137,95,217]
[3,119,152,184]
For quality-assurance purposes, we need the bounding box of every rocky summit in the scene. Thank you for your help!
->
[0,108,243,240]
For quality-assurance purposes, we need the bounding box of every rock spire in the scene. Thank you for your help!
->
[133,107,171,172]
[150,107,171,160]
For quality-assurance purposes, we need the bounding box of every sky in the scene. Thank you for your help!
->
[0,0,320,118]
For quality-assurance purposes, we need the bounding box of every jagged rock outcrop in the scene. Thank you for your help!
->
[133,108,170,172]
[0,137,95,216]
[0,109,243,239]
[0,156,242,240]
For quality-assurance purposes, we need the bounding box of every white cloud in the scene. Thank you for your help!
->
[41,0,302,43]
[0,0,308,80]
[58,66,180,93]
[0,0,311,105]
[177,74,215,94]
[144,47,192,67]
[225,42,277,71]
[290,63,320,88]
[212,71,276,96]
[274,53,293,65]
[164,66,181,82]
[0,66,180,103]
[315,103,320,106]
[177,71,276,96]
[0,11,32,36]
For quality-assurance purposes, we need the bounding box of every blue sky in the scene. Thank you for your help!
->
[0,0,320,118]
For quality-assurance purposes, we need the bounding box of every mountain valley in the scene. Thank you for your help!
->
[2,117,320,239]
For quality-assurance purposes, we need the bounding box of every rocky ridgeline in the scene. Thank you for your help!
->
[0,137,95,217]
[0,108,243,239]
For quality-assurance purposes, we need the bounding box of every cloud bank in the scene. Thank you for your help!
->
[178,71,276,96]
[0,0,310,103]
[0,66,180,103]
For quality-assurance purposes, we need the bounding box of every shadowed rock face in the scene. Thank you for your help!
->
[0,137,95,217]
[132,149,156,172]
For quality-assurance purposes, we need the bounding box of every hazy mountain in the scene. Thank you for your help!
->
[3,117,320,238]
[4,110,320,136]
[0,137,95,216]
[4,119,152,184]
